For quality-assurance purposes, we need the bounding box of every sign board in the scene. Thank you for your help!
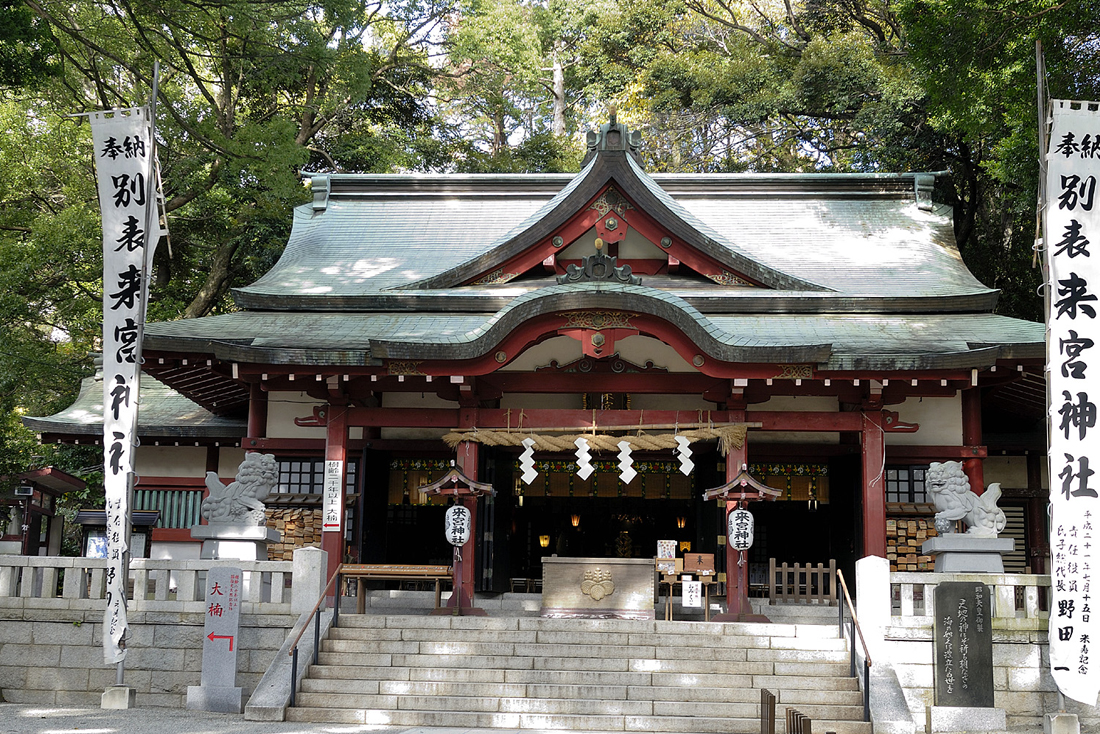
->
[683,580,702,608]
[684,553,715,575]
[656,539,677,559]
[322,460,343,533]
[200,566,242,689]
[933,581,993,707]
[1045,98,1100,705]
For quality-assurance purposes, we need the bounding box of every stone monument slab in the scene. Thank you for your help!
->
[186,565,244,713]
[933,581,994,708]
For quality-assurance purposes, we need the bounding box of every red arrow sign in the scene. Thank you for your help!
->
[207,632,234,651]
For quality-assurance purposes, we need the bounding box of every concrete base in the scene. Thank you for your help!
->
[101,686,137,709]
[922,536,1014,573]
[187,684,244,713]
[1045,713,1081,734]
[928,705,1006,733]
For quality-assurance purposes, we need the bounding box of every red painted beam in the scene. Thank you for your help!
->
[885,445,988,460]
[480,372,724,395]
[747,411,863,432]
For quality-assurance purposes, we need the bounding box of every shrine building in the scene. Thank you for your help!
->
[25,117,1048,602]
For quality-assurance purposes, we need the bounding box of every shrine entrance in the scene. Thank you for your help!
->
[373,444,859,600]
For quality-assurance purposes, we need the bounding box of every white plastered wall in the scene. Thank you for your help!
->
[500,334,694,373]
[267,391,327,439]
[559,226,665,260]
[135,446,207,477]
[886,395,963,446]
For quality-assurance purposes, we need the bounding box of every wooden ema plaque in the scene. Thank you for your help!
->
[684,553,715,575]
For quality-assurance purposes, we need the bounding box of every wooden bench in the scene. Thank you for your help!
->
[339,564,452,612]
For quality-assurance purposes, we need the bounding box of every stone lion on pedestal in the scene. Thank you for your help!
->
[201,453,278,525]
[927,461,1006,537]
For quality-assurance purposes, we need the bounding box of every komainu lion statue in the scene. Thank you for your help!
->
[201,453,278,525]
[927,461,1006,538]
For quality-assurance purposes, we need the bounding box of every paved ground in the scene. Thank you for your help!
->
[0,704,526,734]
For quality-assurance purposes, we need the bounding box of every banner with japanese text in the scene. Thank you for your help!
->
[1047,98,1100,705]
[90,106,159,665]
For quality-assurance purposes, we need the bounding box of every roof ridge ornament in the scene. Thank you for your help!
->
[556,238,642,285]
[582,105,642,166]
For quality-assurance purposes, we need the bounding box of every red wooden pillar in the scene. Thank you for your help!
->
[961,388,985,494]
[1026,452,1049,575]
[724,416,748,616]
[862,411,887,558]
[453,441,479,608]
[247,382,267,443]
[322,404,348,585]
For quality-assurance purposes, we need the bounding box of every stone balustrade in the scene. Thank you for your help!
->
[890,571,1050,629]
[0,555,296,615]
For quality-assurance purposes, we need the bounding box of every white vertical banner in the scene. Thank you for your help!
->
[1046,99,1100,705]
[322,460,344,532]
[91,106,157,665]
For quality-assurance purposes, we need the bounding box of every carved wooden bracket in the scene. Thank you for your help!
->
[293,405,329,427]
[882,410,919,433]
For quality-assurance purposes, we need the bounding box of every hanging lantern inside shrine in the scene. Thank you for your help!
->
[728,508,754,551]
[444,505,472,546]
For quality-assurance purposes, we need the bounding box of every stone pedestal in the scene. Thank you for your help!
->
[922,536,1014,573]
[1045,713,1081,734]
[101,685,136,709]
[191,524,281,561]
[186,685,244,713]
[928,705,1005,733]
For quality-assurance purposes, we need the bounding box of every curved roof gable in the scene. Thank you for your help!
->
[404,119,827,293]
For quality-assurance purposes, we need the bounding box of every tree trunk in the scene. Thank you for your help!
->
[183,239,240,318]
[552,43,566,138]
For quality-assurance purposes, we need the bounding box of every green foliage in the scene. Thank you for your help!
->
[0,0,58,88]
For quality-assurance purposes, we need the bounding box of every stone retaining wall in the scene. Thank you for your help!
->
[0,605,295,706]
[886,625,1100,732]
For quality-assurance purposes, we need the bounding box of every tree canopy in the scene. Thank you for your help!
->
[1,0,1097,518]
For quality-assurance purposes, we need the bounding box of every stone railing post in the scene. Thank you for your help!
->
[291,546,328,615]
[855,555,891,661]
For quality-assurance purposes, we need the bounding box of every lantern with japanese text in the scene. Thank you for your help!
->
[444,505,472,547]
[728,509,754,551]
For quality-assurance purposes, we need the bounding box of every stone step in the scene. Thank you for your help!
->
[299,674,864,708]
[322,632,849,660]
[291,613,867,734]
[286,706,873,734]
[320,638,848,666]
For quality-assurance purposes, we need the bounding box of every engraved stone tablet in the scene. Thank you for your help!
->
[933,581,994,708]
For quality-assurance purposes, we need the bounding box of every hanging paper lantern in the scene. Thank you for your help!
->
[728,508,754,551]
[444,505,472,546]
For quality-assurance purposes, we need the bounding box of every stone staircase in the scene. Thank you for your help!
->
[286,613,871,733]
